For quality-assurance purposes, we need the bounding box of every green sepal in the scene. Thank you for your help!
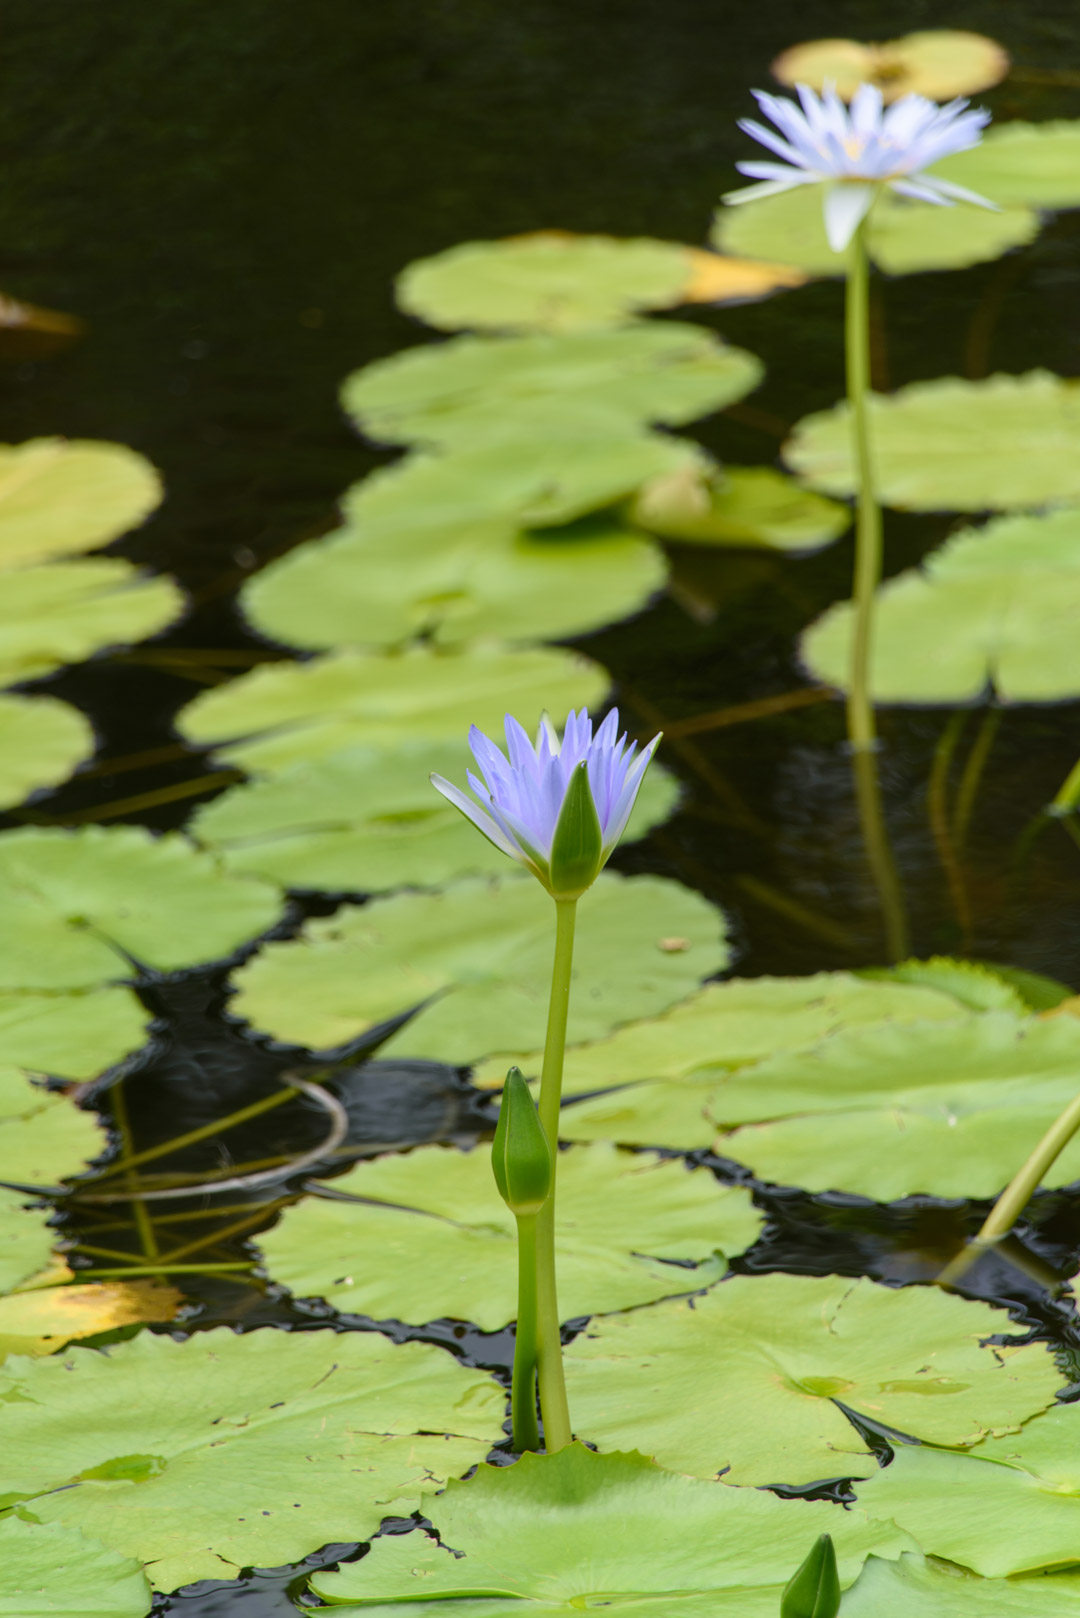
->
[780,1534,839,1618]
[491,1067,552,1217]
[547,760,604,899]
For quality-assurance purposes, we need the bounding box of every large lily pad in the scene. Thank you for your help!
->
[784,372,1080,512]
[713,184,1037,279]
[843,1552,1080,1617]
[342,324,762,448]
[257,1141,760,1329]
[0,695,94,811]
[311,1445,910,1616]
[801,509,1080,703]
[771,31,1010,102]
[0,1065,106,1187]
[0,438,161,571]
[934,120,1080,211]
[854,1406,1080,1578]
[0,1325,505,1594]
[229,871,729,1059]
[0,825,281,990]
[0,1192,57,1294]
[564,1273,1061,1486]
[0,558,184,688]
[0,1274,181,1360]
[241,513,667,653]
[0,1516,152,1618]
[629,463,849,551]
[176,645,609,776]
[191,743,679,895]
[0,987,150,1081]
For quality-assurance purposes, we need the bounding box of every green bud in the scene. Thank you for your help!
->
[492,1067,552,1218]
[547,760,604,900]
[780,1535,839,1618]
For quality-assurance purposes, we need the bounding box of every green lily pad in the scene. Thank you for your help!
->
[0,1325,505,1594]
[800,509,1080,702]
[0,1065,106,1187]
[342,323,762,448]
[311,1445,910,1615]
[0,558,184,689]
[0,1515,151,1617]
[0,439,161,572]
[0,987,150,1081]
[230,871,729,1059]
[241,513,667,653]
[191,743,679,895]
[176,645,610,776]
[855,1406,1080,1578]
[0,695,93,811]
[257,1141,760,1329]
[0,826,281,991]
[933,120,1080,211]
[785,372,1080,513]
[860,956,1031,1013]
[629,463,849,551]
[0,1192,57,1294]
[843,1552,1080,1617]
[565,1273,1062,1487]
[712,184,1038,278]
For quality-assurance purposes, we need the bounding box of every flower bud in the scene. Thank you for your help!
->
[780,1535,839,1618]
[491,1067,552,1218]
[547,760,604,900]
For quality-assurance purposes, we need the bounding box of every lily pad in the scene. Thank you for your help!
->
[257,1141,760,1329]
[712,183,1037,278]
[241,513,667,653]
[0,1065,106,1186]
[0,1192,57,1294]
[854,1407,1080,1578]
[0,825,281,991]
[0,1275,181,1360]
[843,1552,1080,1617]
[564,1273,1062,1487]
[0,695,94,810]
[0,1516,152,1618]
[0,987,151,1081]
[311,1445,910,1616]
[191,743,679,895]
[342,324,762,448]
[771,31,1010,102]
[629,463,849,551]
[860,956,1031,1014]
[0,439,161,571]
[934,120,1080,211]
[0,558,184,688]
[0,1325,505,1594]
[785,372,1080,512]
[176,645,610,776]
[800,509,1080,703]
[229,871,729,1059]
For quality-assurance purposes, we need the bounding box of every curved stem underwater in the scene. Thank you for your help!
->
[534,897,577,1452]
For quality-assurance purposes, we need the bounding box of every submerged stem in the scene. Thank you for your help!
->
[852,747,908,963]
[511,1213,540,1452]
[534,897,577,1452]
[844,218,882,756]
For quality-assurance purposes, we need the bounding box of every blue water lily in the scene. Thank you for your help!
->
[725,82,994,251]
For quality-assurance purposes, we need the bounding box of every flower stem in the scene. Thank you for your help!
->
[938,1087,1080,1288]
[845,218,881,755]
[511,1212,540,1452]
[534,897,576,1453]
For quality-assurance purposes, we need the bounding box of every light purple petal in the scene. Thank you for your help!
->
[724,176,812,206]
[912,174,998,209]
[822,181,877,252]
[430,774,522,861]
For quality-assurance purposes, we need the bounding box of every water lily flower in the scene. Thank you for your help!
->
[431,708,660,901]
[725,82,994,252]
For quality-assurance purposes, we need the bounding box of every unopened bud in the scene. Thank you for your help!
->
[781,1535,839,1618]
[491,1067,552,1218]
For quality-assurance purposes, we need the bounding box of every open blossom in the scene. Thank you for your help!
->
[431,708,660,900]
[725,82,994,252]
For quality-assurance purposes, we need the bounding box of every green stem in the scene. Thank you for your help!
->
[511,1212,540,1452]
[844,218,882,755]
[852,746,908,963]
[938,1088,1080,1288]
[1050,756,1080,818]
[110,1082,158,1260]
[534,897,577,1452]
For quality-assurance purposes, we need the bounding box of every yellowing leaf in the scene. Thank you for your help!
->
[0,1277,182,1358]
[679,249,806,303]
[771,30,1010,103]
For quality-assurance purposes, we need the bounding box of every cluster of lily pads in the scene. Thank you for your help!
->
[7,26,1080,1618]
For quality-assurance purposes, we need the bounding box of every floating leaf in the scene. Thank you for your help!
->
[0,558,184,688]
[0,986,150,1081]
[257,1141,760,1329]
[0,1326,504,1594]
[0,439,161,571]
[680,248,808,303]
[230,871,728,1059]
[842,1552,1080,1617]
[630,463,849,551]
[242,513,667,653]
[0,825,281,991]
[311,1445,909,1615]
[0,1191,57,1294]
[565,1273,1061,1487]
[801,509,1080,703]
[860,956,1030,1014]
[934,120,1080,210]
[0,1065,106,1186]
[855,1407,1080,1578]
[771,31,1010,102]
[785,373,1080,512]
[0,694,93,810]
[177,645,610,777]
[192,743,679,895]
[713,183,1038,278]
[0,1275,181,1359]
[0,1516,151,1618]
[342,324,763,448]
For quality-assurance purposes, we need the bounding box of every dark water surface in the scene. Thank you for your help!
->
[5,2,1080,1611]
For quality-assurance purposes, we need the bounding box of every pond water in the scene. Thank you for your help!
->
[4,3,1080,1614]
